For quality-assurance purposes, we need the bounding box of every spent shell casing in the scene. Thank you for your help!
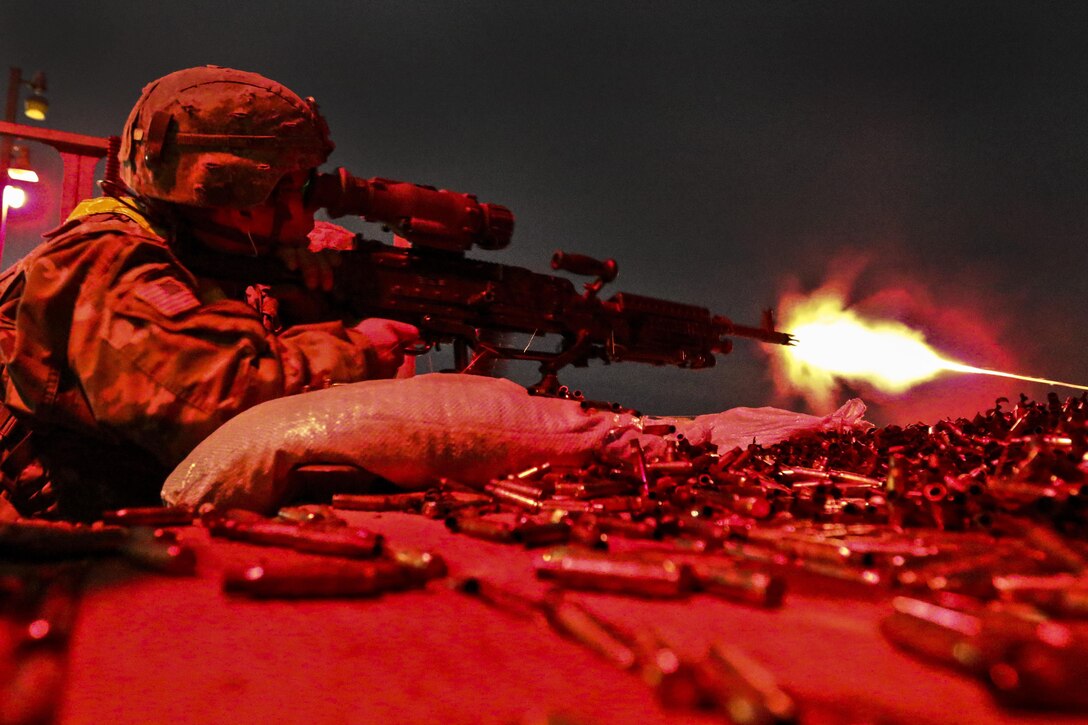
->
[540,499,594,514]
[647,461,695,475]
[0,521,128,557]
[276,505,346,526]
[540,592,638,670]
[484,483,544,512]
[629,629,705,709]
[101,506,195,527]
[224,558,418,598]
[697,641,799,725]
[512,462,553,480]
[535,548,694,597]
[631,439,650,495]
[119,527,197,576]
[673,515,729,547]
[384,545,449,581]
[876,596,1046,676]
[1019,521,1088,574]
[487,478,553,500]
[331,492,427,512]
[793,557,882,588]
[987,637,1088,710]
[689,560,786,608]
[512,521,571,548]
[592,516,658,540]
[568,519,610,550]
[553,480,635,500]
[453,576,543,620]
[209,519,383,558]
[445,515,515,543]
[879,601,984,673]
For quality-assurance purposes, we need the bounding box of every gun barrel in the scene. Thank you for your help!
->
[724,321,796,347]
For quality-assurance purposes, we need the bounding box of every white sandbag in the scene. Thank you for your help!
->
[162,372,872,514]
[664,398,871,452]
[162,374,637,513]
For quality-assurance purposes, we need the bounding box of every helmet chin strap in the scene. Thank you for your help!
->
[178,187,301,256]
[180,214,284,256]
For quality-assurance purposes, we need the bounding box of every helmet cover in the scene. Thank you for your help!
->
[119,65,334,207]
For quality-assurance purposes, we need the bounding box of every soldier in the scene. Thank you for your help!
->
[0,66,419,519]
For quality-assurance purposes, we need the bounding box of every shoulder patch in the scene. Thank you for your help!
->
[133,278,201,318]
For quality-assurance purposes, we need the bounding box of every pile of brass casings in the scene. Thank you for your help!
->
[352,392,1088,717]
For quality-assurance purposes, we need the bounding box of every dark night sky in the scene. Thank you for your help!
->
[4,1,1087,423]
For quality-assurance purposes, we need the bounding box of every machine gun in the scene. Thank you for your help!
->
[190,167,795,395]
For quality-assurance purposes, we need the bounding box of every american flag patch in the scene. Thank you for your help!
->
[134,278,201,318]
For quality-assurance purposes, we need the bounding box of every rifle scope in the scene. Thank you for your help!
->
[306,167,514,252]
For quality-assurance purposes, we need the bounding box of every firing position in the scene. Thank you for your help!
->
[0,66,419,519]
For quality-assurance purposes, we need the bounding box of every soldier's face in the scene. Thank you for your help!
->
[204,170,316,253]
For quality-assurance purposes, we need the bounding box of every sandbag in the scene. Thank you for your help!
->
[667,398,871,452]
[162,373,872,513]
[162,374,638,513]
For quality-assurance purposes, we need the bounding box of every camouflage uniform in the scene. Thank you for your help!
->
[0,199,382,519]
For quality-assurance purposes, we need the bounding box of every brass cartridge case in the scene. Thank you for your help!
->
[445,515,515,543]
[224,558,417,598]
[101,506,195,527]
[540,593,638,670]
[119,527,197,576]
[696,641,799,725]
[535,548,694,597]
[331,492,427,512]
[689,560,786,608]
[512,521,571,548]
[209,519,384,558]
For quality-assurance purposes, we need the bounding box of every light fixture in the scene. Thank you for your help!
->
[6,146,38,183]
[23,71,48,121]
[2,185,27,210]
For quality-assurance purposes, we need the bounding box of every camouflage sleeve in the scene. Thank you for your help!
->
[66,233,383,465]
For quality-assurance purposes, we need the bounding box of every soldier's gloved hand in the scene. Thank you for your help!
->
[277,221,357,292]
[354,318,421,378]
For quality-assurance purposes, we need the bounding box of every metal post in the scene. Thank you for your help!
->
[0,68,21,262]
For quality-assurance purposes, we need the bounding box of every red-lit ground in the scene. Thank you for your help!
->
[55,512,1085,725]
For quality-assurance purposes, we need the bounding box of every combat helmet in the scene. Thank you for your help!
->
[119,65,334,208]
